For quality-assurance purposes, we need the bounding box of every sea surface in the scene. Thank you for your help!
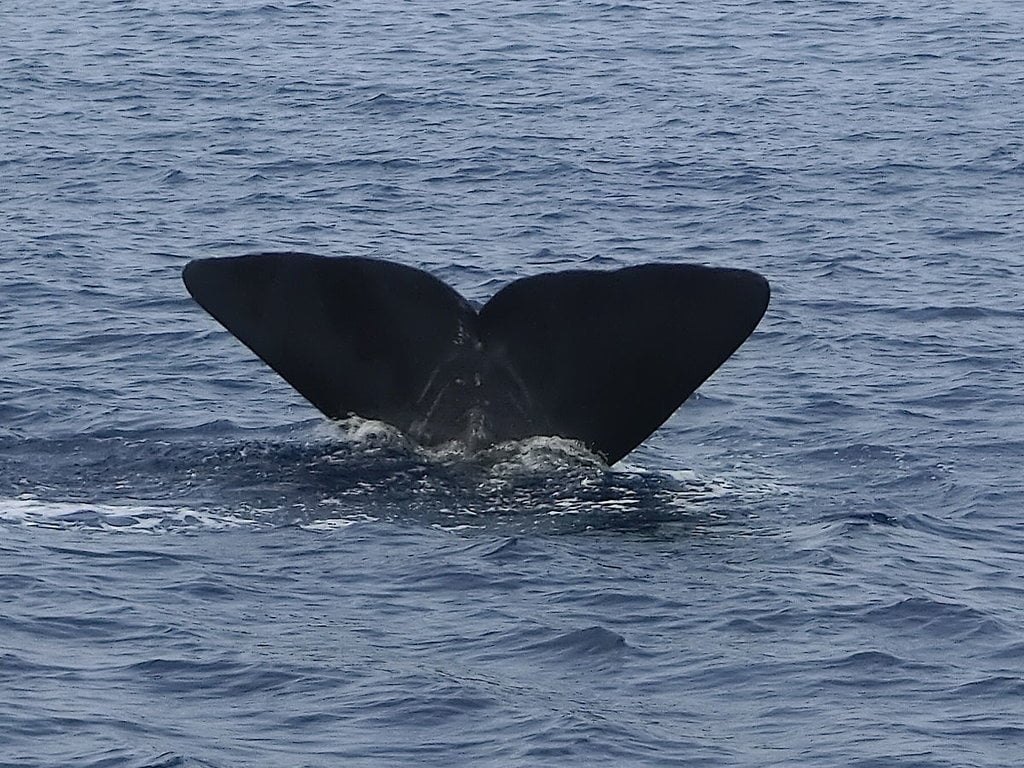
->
[2,1,1023,766]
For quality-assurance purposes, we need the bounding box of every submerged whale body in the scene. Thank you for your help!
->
[182,253,769,464]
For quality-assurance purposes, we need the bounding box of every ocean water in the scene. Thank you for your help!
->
[2,0,1023,765]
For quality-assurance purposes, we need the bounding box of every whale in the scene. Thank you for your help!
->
[182,253,769,464]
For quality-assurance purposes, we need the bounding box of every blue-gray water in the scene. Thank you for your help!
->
[2,1,1023,766]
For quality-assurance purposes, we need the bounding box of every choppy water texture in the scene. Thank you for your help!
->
[2,1,1023,766]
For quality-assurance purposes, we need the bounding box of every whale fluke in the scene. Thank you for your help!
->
[183,253,769,464]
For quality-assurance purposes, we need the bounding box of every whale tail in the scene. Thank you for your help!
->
[183,253,769,464]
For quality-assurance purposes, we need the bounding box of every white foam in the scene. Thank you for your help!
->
[0,494,378,533]
[0,495,256,532]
